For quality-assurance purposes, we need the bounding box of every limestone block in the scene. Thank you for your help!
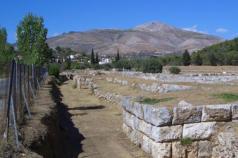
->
[151,125,182,142]
[183,122,216,140]
[142,135,153,154]
[132,102,144,119]
[202,104,231,122]
[232,104,238,120]
[143,105,172,126]
[172,105,202,125]
[129,129,143,146]
[172,141,198,158]
[198,141,212,158]
[138,119,152,136]
[122,123,132,136]
[151,142,171,158]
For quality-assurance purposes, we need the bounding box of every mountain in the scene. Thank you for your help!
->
[47,21,222,56]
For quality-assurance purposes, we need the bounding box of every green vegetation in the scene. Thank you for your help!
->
[48,63,60,77]
[214,93,238,102]
[181,138,193,146]
[139,97,174,105]
[115,48,120,62]
[192,38,238,65]
[169,66,181,74]
[182,50,191,66]
[90,48,95,64]
[17,13,52,65]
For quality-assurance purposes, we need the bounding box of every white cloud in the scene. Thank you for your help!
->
[183,25,207,34]
[216,28,229,33]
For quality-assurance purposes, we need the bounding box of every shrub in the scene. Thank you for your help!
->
[181,138,193,146]
[142,58,163,73]
[214,93,238,102]
[48,63,60,78]
[139,97,174,105]
[169,66,181,74]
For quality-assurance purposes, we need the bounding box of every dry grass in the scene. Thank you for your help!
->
[95,73,238,107]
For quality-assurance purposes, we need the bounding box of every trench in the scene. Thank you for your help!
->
[30,81,84,158]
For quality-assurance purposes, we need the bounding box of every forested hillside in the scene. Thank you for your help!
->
[192,38,238,65]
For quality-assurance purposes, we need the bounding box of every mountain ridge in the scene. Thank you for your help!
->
[47,21,223,56]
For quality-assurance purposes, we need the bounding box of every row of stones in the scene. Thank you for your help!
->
[123,110,216,142]
[122,123,212,158]
[106,77,192,93]
[122,97,238,127]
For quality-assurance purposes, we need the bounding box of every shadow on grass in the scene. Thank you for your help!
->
[68,105,105,111]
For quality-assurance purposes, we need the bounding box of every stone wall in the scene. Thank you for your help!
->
[106,77,192,93]
[122,97,238,158]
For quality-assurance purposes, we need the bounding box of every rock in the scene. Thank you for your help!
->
[122,96,133,112]
[183,122,216,140]
[123,111,134,128]
[132,102,144,119]
[143,105,172,126]
[142,135,153,154]
[151,142,171,158]
[151,125,182,142]
[172,105,202,125]
[178,100,193,107]
[172,141,198,158]
[202,104,231,122]
[128,129,143,146]
[138,119,152,136]
[160,84,192,93]
[198,141,212,158]
[122,123,132,136]
[232,104,238,120]
[212,122,238,158]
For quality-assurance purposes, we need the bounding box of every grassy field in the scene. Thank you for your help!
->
[94,72,238,107]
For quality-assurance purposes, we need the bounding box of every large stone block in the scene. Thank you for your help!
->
[128,129,143,146]
[198,141,212,158]
[132,102,144,119]
[143,105,172,126]
[151,142,171,158]
[172,105,202,125]
[138,119,152,136]
[123,111,134,128]
[183,122,216,140]
[121,96,133,112]
[151,125,182,142]
[202,104,231,122]
[232,104,238,120]
[122,123,132,136]
[172,141,198,158]
[142,135,153,154]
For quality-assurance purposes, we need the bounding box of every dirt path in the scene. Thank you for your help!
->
[59,80,150,158]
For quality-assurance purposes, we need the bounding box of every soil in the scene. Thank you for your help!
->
[58,80,150,158]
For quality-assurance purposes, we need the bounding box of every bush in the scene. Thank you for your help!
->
[48,63,60,77]
[169,66,181,74]
[142,58,163,73]
[181,138,193,146]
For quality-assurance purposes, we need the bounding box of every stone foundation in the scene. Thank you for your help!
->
[122,97,238,158]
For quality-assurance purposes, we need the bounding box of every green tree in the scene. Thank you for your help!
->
[115,48,120,62]
[95,53,99,64]
[17,13,50,65]
[208,53,217,66]
[182,50,191,66]
[0,27,14,63]
[90,48,95,64]
[192,53,203,65]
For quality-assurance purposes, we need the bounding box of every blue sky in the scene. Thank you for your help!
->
[1,0,238,43]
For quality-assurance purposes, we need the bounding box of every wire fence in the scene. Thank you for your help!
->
[0,60,47,148]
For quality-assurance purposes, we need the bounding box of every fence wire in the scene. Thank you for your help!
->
[0,60,47,148]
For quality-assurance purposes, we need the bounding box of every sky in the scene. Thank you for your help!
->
[1,0,238,43]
